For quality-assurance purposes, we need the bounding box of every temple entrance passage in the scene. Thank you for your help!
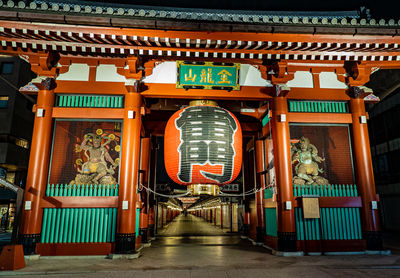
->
[140,212,272,267]
[158,214,227,237]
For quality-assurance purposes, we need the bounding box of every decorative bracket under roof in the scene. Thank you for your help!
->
[28,51,61,78]
[259,61,295,85]
[343,61,372,87]
[117,56,160,93]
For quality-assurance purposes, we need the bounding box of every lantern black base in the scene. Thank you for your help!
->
[148,224,155,238]
[243,224,250,237]
[20,233,41,255]
[364,231,383,251]
[139,228,149,243]
[256,226,265,243]
[115,233,136,254]
[277,232,297,252]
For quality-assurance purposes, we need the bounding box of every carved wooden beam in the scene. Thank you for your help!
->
[347,85,374,99]
[344,61,372,87]
[28,51,60,78]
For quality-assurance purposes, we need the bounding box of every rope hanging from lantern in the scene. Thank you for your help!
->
[140,183,275,198]
[140,183,192,198]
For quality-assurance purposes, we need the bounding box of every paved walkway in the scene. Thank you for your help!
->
[158,213,230,236]
[2,215,400,277]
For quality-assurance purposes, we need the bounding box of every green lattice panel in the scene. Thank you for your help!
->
[293,184,362,241]
[41,184,119,243]
[289,101,348,113]
[57,95,124,108]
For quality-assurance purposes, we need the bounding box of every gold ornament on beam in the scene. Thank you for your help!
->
[115,145,121,152]
[96,129,103,135]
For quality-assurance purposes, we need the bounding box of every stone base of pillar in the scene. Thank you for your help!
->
[148,224,155,237]
[20,233,40,255]
[256,226,265,243]
[277,232,297,252]
[364,231,383,250]
[115,233,136,254]
[139,228,149,243]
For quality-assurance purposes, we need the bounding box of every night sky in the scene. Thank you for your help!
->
[83,0,400,19]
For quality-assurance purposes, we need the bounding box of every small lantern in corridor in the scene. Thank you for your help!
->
[164,100,242,185]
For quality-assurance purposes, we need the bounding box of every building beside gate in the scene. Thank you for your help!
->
[0,0,398,255]
[0,56,35,233]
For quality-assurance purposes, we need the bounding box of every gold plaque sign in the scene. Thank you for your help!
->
[302,197,320,219]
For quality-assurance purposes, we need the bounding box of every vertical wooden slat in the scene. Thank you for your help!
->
[353,185,362,239]
[314,185,320,240]
[53,184,61,243]
[41,184,51,243]
[112,207,117,242]
[320,185,326,240]
[66,185,72,240]
[339,184,348,239]
[347,184,355,240]
[327,185,335,239]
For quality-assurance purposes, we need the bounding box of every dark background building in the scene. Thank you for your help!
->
[368,89,400,232]
[0,56,35,231]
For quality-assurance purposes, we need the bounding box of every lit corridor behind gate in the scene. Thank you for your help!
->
[158,214,229,237]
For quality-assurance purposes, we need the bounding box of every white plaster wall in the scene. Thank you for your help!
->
[143,61,177,83]
[57,63,90,81]
[91,62,280,87]
[239,64,271,87]
[286,71,314,88]
[319,72,348,89]
[95,64,126,82]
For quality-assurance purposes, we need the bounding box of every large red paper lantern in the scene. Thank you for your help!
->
[164,102,242,185]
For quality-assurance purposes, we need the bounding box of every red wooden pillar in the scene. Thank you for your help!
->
[214,208,217,225]
[148,206,155,238]
[115,90,142,253]
[139,138,150,243]
[349,92,382,250]
[255,140,266,243]
[271,92,297,252]
[20,78,56,254]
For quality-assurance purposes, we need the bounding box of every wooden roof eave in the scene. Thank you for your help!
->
[3,17,400,67]
[0,9,399,36]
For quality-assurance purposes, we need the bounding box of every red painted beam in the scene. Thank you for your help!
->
[36,243,113,256]
[40,196,118,208]
[52,107,124,119]
[293,197,362,208]
[287,113,353,124]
